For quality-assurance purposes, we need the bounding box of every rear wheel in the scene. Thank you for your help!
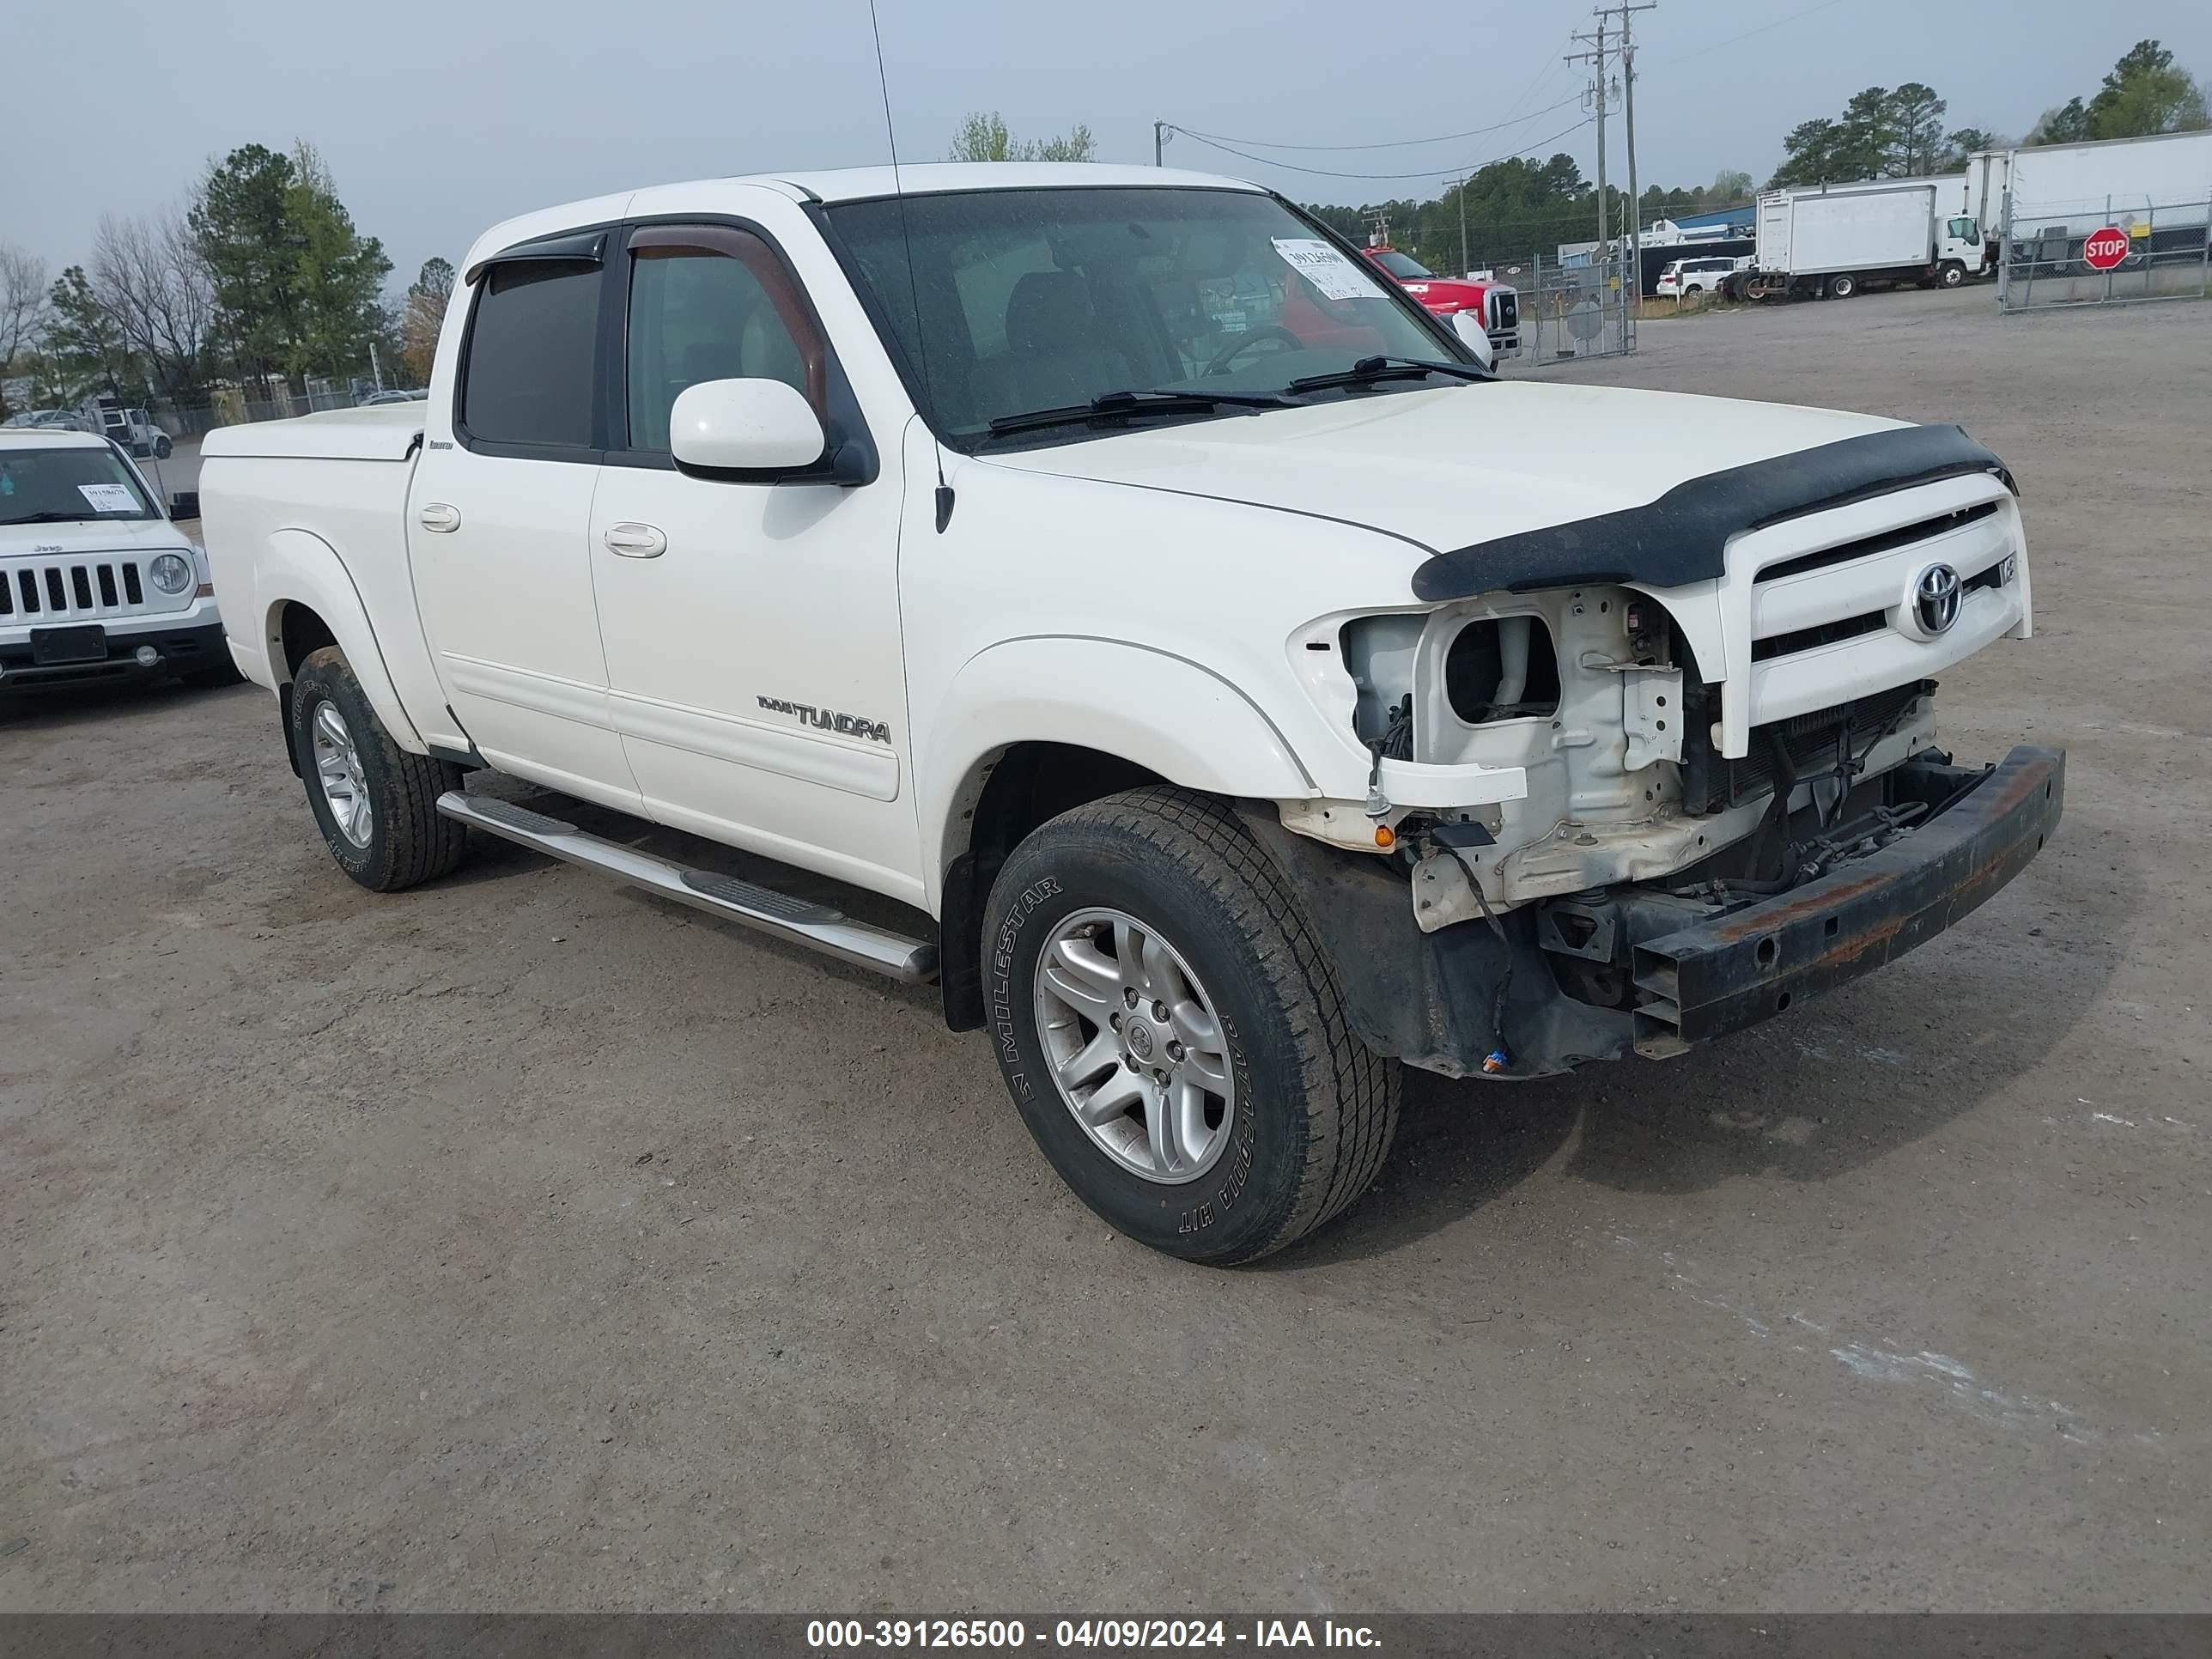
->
[984,787,1400,1265]
[1828,272,1858,299]
[289,646,468,892]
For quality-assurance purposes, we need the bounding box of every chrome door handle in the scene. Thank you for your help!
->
[604,522,667,559]
[417,501,461,534]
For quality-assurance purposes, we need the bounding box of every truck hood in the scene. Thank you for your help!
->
[979,380,1906,567]
[1397,277,1493,308]
[0,515,199,557]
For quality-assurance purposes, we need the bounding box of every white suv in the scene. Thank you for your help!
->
[1656,256,1743,297]
[0,429,233,692]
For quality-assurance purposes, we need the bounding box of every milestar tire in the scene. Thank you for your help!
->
[289,646,468,892]
[984,787,1400,1266]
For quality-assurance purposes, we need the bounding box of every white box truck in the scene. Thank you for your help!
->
[1951,129,2212,272]
[1732,177,1982,301]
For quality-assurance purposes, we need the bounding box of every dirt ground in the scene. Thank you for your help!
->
[3,286,2207,1614]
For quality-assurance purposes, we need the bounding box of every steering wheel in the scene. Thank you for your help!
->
[1203,325,1305,377]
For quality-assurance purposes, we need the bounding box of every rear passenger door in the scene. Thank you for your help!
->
[408,233,641,811]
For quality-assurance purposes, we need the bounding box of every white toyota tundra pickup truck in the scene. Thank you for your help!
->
[200,164,2063,1263]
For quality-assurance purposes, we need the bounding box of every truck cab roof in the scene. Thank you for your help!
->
[461,165,1267,288]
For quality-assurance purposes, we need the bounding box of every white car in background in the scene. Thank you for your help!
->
[3,409,94,433]
[1656,256,1746,298]
[0,429,234,692]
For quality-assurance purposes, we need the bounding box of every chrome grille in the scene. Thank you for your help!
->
[0,557,150,620]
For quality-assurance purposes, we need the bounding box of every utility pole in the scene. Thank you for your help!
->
[1565,18,1609,252]
[1597,3,1657,314]
[1447,174,1470,275]
[1154,120,1171,166]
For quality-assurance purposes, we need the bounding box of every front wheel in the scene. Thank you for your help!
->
[289,646,469,892]
[153,434,173,459]
[1939,261,1966,289]
[984,787,1400,1265]
[1827,272,1858,299]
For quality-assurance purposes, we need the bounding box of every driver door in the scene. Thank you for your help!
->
[586,215,921,904]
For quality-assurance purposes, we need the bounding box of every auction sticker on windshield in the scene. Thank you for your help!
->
[77,483,137,514]
[1271,239,1383,302]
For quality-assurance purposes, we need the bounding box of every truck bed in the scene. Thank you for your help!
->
[198,402,426,463]
[196,404,446,753]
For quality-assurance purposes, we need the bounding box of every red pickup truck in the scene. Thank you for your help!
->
[1361,246,1520,360]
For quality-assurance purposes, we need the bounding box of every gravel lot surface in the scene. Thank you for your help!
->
[3,286,2206,1613]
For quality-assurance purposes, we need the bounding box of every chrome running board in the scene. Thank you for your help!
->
[435,792,938,984]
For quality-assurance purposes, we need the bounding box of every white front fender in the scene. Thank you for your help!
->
[921,635,1318,907]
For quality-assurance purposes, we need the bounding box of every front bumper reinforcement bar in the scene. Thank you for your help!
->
[1630,745,2064,1056]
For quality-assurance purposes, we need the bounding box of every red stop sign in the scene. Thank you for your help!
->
[2083,227,2130,270]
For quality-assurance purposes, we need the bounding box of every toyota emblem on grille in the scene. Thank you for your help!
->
[1914,563,1962,635]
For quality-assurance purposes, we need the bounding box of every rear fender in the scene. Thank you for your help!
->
[258,527,427,752]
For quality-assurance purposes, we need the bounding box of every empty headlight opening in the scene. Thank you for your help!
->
[1446,615,1560,725]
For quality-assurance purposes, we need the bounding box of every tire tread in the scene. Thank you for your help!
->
[1043,787,1400,1261]
[295,646,467,892]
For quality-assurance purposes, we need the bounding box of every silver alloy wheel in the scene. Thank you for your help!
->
[310,699,374,848]
[1031,906,1236,1184]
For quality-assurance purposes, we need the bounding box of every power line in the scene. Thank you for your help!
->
[1170,115,1597,183]
[1494,37,1577,129]
[1647,0,1845,60]
[1169,94,1582,154]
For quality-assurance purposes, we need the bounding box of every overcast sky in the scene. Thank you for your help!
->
[8,0,2209,286]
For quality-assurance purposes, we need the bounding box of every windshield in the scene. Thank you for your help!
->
[1368,249,1433,279]
[823,186,1469,448]
[0,444,158,525]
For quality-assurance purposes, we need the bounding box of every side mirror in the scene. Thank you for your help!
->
[1451,310,1495,371]
[669,378,826,475]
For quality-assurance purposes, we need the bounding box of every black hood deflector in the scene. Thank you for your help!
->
[1409,423,2015,601]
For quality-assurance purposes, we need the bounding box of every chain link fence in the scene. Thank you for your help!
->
[149,382,418,441]
[1492,249,1635,367]
[1998,193,2212,312]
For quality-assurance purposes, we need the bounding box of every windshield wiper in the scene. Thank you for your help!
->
[984,387,1298,440]
[0,510,122,526]
[1285,356,1491,395]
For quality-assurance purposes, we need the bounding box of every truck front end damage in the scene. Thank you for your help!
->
[1266,423,2062,1079]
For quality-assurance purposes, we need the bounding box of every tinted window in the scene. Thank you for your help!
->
[625,243,816,453]
[461,261,600,447]
[1370,249,1433,279]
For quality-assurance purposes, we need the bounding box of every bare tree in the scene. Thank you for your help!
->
[399,256,454,384]
[90,210,216,403]
[0,241,51,415]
